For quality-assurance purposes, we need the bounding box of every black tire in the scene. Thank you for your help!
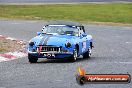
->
[28,53,38,63]
[83,48,91,59]
[76,75,86,85]
[70,49,78,62]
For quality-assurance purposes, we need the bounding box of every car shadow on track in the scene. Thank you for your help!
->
[36,57,96,64]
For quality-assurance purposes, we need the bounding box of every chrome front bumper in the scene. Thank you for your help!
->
[28,50,73,54]
[28,50,73,58]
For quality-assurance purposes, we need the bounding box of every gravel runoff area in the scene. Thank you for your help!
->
[0,20,132,88]
[0,36,25,54]
[0,34,27,62]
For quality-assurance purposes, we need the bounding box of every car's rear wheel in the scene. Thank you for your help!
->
[83,47,91,59]
[28,53,38,63]
[70,49,78,62]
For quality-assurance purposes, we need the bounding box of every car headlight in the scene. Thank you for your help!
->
[65,42,71,48]
[29,42,34,46]
[29,40,34,46]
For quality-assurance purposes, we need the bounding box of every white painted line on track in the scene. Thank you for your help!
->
[6,37,17,41]
[110,61,132,64]
[126,42,132,44]
[0,52,27,62]
[11,22,20,24]
[8,52,27,58]
[91,62,132,65]
[118,62,132,64]
[0,57,7,62]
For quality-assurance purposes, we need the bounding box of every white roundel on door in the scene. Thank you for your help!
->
[83,41,86,49]
[82,41,86,52]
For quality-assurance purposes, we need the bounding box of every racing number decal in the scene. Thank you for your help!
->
[43,53,55,57]
[83,41,86,49]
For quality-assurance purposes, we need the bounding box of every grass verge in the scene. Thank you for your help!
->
[0,3,132,24]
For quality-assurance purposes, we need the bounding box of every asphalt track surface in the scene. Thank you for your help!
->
[0,0,132,3]
[0,20,132,88]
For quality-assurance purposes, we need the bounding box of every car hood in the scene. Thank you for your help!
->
[32,34,78,47]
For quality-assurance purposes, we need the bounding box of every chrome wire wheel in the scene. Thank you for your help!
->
[73,49,77,61]
[88,47,92,57]
[83,46,92,59]
[70,49,78,62]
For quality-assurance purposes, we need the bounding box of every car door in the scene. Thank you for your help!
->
[78,27,88,54]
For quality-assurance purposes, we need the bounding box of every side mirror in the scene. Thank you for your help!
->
[82,34,87,37]
[37,32,41,36]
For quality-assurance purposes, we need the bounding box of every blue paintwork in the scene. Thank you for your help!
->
[27,25,93,59]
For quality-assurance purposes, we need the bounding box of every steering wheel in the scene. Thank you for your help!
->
[64,31,74,35]
[56,28,65,34]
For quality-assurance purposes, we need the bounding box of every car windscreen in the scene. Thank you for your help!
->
[42,25,79,36]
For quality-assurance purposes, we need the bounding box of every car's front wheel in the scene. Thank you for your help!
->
[83,47,91,59]
[28,53,38,63]
[70,49,78,62]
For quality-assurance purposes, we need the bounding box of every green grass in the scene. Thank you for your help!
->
[0,48,6,53]
[0,3,132,24]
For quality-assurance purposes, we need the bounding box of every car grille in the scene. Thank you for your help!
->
[37,45,61,52]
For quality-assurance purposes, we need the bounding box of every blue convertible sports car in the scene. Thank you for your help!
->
[27,21,93,63]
